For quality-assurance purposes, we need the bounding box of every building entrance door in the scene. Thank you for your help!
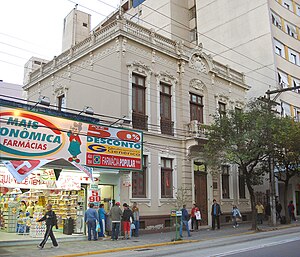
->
[194,164,208,225]
[98,185,114,213]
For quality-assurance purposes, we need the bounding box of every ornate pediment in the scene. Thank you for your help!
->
[190,79,205,92]
[127,61,152,75]
[155,71,177,84]
[189,43,213,74]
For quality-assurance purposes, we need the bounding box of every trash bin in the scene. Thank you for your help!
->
[63,217,74,235]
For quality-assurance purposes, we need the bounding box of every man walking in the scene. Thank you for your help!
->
[109,202,122,240]
[132,202,140,237]
[211,199,222,230]
[37,204,59,249]
[84,203,99,241]
[255,202,264,225]
[179,205,191,238]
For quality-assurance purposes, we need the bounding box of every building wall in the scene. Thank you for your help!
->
[24,18,249,228]
[62,8,91,52]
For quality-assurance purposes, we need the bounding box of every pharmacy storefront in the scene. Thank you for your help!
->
[0,104,142,240]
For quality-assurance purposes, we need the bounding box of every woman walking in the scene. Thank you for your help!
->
[232,205,242,228]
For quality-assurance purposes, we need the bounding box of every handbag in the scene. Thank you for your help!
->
[130,223,135,230]
[96,222,101,232]
[195,211,202,220]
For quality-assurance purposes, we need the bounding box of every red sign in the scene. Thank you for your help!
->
[86,154,141,170]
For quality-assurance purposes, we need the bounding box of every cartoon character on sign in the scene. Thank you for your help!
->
[67,122,82,163]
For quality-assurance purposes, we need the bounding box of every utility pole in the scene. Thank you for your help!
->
[265,85,300,226]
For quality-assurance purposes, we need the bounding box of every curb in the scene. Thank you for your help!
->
[54,240,197,257]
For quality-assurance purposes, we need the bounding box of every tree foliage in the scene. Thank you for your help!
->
[272,117,300,222]
[203,100,277,230]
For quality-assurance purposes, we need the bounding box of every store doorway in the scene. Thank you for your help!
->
[98,185,114,213]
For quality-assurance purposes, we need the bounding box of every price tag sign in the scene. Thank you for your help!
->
[88,185,101,206]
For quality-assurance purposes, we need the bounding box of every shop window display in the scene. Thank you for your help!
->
[0,188,85,238]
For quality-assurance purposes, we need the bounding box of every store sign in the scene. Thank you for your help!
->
[2,160,53,183]
[0,167,56,189]
[56,172,81,190]
[0,107,143,170]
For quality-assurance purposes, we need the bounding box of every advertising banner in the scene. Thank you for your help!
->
[0,107,143,170]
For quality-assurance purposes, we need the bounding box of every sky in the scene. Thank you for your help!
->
[0,0,120,86]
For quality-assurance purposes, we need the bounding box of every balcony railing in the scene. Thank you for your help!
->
[160,118,174,136]
[187,120,207,138]
[132,112,148,131]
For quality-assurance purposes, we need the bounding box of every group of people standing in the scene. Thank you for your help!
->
[84,201,140,241]
[256,200,297,225]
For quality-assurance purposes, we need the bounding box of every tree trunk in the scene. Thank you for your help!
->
[283,179,290,224]
[246,180,257,230]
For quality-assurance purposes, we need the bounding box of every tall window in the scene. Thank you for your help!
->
[132,73,147,130]
[160,82,173,135]
[132,74,146,114]
[190,93,203,123]
[161,158,173,198]
[57,94,66,111]
[160,83,172,120]
[239,168,246,199]
[221,165,230,199]
[218,102,226,117]
[132,156,147,198]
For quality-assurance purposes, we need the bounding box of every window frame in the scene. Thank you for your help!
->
[221,165,230,199]
[132,73,146,114]
[218,102,226,117]
[160,82,172,120]
[132,155,147,198]
[161,158,173,198]
[57,94,66,112]
[190,93,204,123]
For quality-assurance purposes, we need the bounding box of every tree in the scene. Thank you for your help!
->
[203,100,277,230]
[272,117,300,223]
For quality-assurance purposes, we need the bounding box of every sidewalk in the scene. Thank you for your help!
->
[0,221,299,257]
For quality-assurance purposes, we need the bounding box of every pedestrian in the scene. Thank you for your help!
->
[288,200,297,222]
[36,204,59,249]
[276,201,282,221]
[231,205,242,228]
[98,203,106,238]
[122,203,134,239]
[190,203,200,231]
[211,199,222,230]
[84,203,99,241]
[109,201,123,240]
[255,202,264,225]
[179,204,191,238]
[132,202,140,237]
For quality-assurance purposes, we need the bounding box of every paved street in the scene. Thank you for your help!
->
[0,221,299,257]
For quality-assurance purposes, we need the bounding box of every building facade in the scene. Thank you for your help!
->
[22,11,250,229]
[116,0,300,220]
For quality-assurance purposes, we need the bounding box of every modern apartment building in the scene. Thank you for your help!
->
[22,8,250,229]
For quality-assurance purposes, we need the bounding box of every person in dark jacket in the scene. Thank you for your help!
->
[179,205,191,238]
[37,204,59,249]
[211,199,222,230]
[122,203,134,239]
[84,203,99,241]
